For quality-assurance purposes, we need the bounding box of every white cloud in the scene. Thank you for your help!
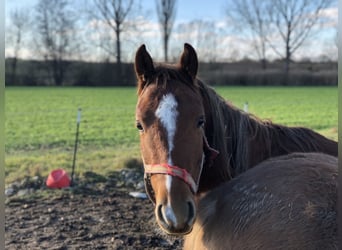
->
[317,7,338,28]
[318,7,338,19]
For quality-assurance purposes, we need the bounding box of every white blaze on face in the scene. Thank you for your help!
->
[155,93,178,165]
[155,94,178,166]
[155,93,179,226]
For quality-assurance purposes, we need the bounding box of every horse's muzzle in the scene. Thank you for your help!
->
[156,200,196,235]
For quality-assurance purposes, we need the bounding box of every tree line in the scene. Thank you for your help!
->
[5,0,337,86]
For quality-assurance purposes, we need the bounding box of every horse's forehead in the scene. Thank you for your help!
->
[138,85,201,114]
[155,93,178,118]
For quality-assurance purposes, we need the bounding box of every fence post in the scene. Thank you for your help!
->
[243,102,249,112]
[71,108,82,186]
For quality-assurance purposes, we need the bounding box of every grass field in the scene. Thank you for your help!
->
[5,86,338,183]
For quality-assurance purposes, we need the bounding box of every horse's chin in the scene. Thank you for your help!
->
[158,223,193,236]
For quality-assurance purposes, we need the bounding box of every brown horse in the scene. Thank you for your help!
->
[184,152,338,250]
[134,43,337,235]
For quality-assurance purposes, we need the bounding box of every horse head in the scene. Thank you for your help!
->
[134,43,218,235]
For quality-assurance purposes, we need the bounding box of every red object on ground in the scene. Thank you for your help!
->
[46,169,71,188]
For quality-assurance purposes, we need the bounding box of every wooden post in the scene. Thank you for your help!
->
[71,108,81,186]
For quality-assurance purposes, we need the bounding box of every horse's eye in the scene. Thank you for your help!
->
[136,121,144,132]
[197,117,205,128]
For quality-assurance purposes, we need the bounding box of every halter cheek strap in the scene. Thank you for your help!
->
[202,132,219,163]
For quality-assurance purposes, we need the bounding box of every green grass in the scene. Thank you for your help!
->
[215,86,337,130]
[5,86,338,183]
[5,87,139,151]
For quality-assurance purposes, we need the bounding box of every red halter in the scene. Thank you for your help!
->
[144,163,198,193]
[143,132,219,203]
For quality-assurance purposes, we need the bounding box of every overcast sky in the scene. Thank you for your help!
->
[5,0,338,62]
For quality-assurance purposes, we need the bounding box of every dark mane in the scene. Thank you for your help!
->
[197,80,337,182]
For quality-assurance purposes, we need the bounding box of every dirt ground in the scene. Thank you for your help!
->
[5,181,183,249]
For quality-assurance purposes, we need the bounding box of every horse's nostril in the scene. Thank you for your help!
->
[157,203,177,230]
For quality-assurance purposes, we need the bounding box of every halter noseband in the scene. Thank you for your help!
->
[144,132,219,203]
[144,163,198,192]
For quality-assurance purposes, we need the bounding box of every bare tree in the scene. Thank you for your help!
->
[267,0,334,76]
[226,0,270,69]
[90,0,135,77]
[35,0,78,86]
[156,0,177,62]
[7,8,30,84]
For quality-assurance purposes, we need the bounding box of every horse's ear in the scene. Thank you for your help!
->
[179,43,198,79]
[135,44,155,93]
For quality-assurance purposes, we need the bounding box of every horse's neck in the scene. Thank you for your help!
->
[219,103,338,176]
[267,125,338,157]
[221,106,264,175]
[198,84,337,192]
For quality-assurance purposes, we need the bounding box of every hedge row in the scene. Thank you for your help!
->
[5,59,337,86]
